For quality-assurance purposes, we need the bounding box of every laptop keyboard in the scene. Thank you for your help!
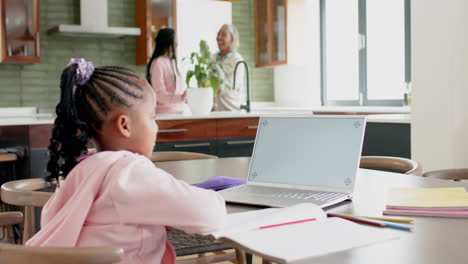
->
[228,185,348,202]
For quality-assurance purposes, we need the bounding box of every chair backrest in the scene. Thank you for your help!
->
[360,156,423,176]
[0,192,124,264]
[0,211,23,226]
[0,244,124,264]
[0,211,123,264]
[422,168,468,181]
[1,178,53,243]
[151,151,218,162]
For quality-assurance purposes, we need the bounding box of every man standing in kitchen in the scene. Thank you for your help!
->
[213,24,245,111]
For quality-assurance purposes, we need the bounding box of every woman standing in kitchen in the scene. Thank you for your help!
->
[213,24,245,111]
[147,27,191,115]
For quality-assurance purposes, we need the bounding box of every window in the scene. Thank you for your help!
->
[320,0,410,106]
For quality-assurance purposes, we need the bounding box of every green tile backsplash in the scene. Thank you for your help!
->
[0,0,273,107]
[0,0,138,107]
[232,0,274,102]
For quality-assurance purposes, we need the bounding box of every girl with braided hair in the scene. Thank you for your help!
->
[26,58,226,264]
[147,27,190,115]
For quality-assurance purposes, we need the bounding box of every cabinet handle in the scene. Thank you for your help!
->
[174,142,211,148]
[247,126,258,129]
[36,32,40,56]
[225,140,256,145]
[159,128,188,133]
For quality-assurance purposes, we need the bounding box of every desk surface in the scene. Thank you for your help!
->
[156,157,468,264]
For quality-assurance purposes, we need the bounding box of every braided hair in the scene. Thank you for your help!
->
[146,27,179,85]
[47,62,145,182]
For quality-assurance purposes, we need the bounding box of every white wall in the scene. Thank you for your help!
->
[274,0,321,107]
[412,0,468,171]
[177,0,231,80]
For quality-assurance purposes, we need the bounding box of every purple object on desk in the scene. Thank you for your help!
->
[193,176,246,191]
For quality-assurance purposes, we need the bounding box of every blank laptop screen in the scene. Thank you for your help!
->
[248,116,366,190]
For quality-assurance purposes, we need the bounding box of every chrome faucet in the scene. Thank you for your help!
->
[233,60,251,113]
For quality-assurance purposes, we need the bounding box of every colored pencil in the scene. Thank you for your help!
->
[337,213,413,223]
[327,213,385,227]
[327,213,412,231]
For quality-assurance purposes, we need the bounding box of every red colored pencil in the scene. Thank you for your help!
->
[259,218,316,229]
[327,213,385,227]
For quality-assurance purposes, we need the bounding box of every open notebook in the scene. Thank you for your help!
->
[202,203,400,264]
[220,116,366,208]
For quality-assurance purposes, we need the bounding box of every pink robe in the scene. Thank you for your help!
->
[150,57,191,115]
[26,151,227,264]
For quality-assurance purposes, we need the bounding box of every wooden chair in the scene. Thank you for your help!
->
[0,211,23,243]
[0,146,27,182]
[151,151,218,162]
[0,153,19,208]
[0,210,124,264]
[422,168,468,181]
[0,244,124,264]
[360,156,423,176]
[0,211,23,226]
[0,153,17,163]
[1,178,53,243]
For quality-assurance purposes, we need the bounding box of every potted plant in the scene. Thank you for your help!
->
[184,40,225,114]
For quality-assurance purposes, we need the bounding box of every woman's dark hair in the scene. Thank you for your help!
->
[146,27,178,85]
[47,64,145,182]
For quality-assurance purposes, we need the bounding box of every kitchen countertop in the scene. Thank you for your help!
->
[253,104,411,114]
[0,106,411,126]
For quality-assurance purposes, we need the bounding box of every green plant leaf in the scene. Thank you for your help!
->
[210,75,219,95]
[200,40,211,59]
[182,39,226,88]
[186,70,194,88]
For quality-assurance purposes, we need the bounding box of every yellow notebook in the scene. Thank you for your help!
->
[386,187,468,210]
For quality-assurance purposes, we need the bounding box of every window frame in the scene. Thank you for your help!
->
[320,0,411,107]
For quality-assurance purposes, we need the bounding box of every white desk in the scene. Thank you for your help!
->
[157,157,468,264]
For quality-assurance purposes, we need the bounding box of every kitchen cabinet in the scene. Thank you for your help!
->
[0,124,51,179]
[217,118,258,139]
[216,138,255,158]
[362,122,411,159]
[154,117,260,157]
[0,0,40,63]
[155,117,411,159]
[254,0,287,67]
[155,140,217,155]
[135,0,176,65]
[156,119,217,143]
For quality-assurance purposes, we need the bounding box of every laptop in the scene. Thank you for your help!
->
[219,115,366,208]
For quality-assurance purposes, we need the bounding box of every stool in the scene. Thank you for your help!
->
[0,153,18,178]
[0,146,27,201]
[0,153,19,208]
[0,153,19,243]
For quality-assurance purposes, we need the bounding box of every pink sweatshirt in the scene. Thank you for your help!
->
[26,151,227,264]
[150,57,191,115]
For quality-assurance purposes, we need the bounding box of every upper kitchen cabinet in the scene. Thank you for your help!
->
[136,0,176,65]
[255,0,287,67]
[0,0,40,63]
